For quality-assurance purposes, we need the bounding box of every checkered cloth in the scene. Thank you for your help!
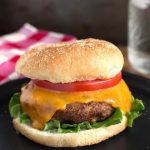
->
[0,23,76,85]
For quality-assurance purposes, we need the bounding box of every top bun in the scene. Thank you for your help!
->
[16,38,124,83]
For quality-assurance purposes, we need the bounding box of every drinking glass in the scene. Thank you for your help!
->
[128,0,150,74]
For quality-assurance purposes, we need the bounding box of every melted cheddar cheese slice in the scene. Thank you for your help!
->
[20,79,131,129]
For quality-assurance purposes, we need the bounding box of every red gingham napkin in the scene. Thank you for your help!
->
[0,23,76,85]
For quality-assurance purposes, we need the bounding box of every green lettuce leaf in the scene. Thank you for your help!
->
[9,93,145,133]
[44,120,60,131]
[9,93,32,124]
[20,112,31,125]
[9,93,20,111]
[59,121,92,133]
[126,97,145,127]
[44,108,122,133]
[9,93,22,117]
[92,108,122,128]
[10,104,22,118]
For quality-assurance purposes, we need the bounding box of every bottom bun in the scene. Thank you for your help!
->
[13,116,127,147]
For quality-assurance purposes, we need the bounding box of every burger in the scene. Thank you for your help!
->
[9,38,144,147]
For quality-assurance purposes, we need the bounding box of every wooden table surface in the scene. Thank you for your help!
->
[119,46,150,79]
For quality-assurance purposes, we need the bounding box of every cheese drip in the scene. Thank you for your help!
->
[20,80,131,129]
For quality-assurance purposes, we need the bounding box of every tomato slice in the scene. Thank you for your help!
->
[32,72,122,92]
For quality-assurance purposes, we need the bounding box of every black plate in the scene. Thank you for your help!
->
[0,72,150,150]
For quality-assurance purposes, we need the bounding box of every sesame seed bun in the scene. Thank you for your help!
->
[13,116,127,147]
[16,38,124,83]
